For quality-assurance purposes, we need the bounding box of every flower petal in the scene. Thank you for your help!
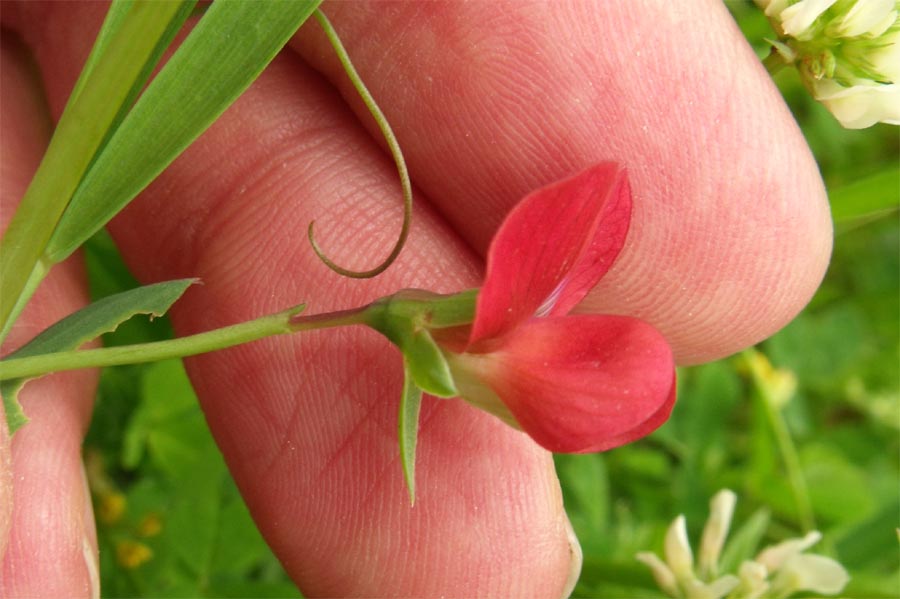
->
[465,314,674,453]
[469,163,631,347]
[774,554,849,595]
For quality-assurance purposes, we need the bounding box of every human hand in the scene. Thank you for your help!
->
[0,1,831,596]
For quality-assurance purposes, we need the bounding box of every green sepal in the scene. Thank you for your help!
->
[402,329,457,398]
[1,278,196,434]
[398,360,423,505]
[365,292,462,398]
[376,288,478,329]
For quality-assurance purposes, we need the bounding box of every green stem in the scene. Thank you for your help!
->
[306,9,412,279]
[746,350,816,532]
[763,50,787,76]
[0,304,370,381]
[766,401,815,531]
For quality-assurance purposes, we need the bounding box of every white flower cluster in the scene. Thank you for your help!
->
[636,490,849,599]
[756,0,900,128]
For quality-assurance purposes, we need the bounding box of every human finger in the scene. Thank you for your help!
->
[4,3,581,596]
[0,33,99,598]
[290,0,833,365]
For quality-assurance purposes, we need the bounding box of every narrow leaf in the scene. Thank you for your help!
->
[718,508,771,575]
[0,0,194,339]
[829,165,900,222]
[398,362,423,505]
[1,278,196,434]
[45,0,322,264]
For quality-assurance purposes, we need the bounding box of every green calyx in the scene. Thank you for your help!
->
[364,289,478,398]
[362,288,478,505]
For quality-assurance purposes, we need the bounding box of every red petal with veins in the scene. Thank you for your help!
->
[474,315,675,453]
[469,163,631,347]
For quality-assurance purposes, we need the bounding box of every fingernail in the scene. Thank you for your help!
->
[560,517,583,599]
[81,463,100,599]
[83,535,100,599]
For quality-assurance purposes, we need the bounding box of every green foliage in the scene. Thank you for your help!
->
[87,359,301,598]
[47,0,322,264]
[83,233,300,597]
[0,0,320,352]
[1,277,195,433]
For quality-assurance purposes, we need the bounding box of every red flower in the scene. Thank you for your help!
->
[437,163,675,453]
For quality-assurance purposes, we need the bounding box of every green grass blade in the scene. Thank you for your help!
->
[830,165,900,223]
[0,0,194,341]
[1,278,196,434]
[45,0,323,264]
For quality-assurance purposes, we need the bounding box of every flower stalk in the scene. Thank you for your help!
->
[0,303,374,381]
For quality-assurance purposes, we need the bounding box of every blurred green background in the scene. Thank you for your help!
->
[82,2,899,597]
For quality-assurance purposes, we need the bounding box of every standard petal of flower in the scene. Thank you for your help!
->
[463,315,674,453]
[469,163,631,346]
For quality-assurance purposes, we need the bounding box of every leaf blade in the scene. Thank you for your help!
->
[830,166,900,223]
[1,278,196,434]
[45,0,322,263]
[0,0,194,339]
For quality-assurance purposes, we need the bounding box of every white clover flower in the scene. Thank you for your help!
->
[636,489,849,599]
[756,0,900,128]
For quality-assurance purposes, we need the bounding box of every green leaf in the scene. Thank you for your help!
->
[1,278,195,434]
[830,165,900,223]
[73,0,198,154]
[399,362,423,505]
[0,0,194,340]
[718,507,770,575]
[555,453,610,544]
[836,497,900,570]
[802,443,874,526]
[45,0,322,264]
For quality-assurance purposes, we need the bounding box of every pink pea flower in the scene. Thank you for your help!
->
[436,163,676,453]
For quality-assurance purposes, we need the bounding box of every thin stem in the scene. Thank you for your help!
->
[763,50,787,76]
[0,304,371,381]
[288,304,371,330]
[745,350,816,532]
[307,9,412,279]
[764,399,816,532]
